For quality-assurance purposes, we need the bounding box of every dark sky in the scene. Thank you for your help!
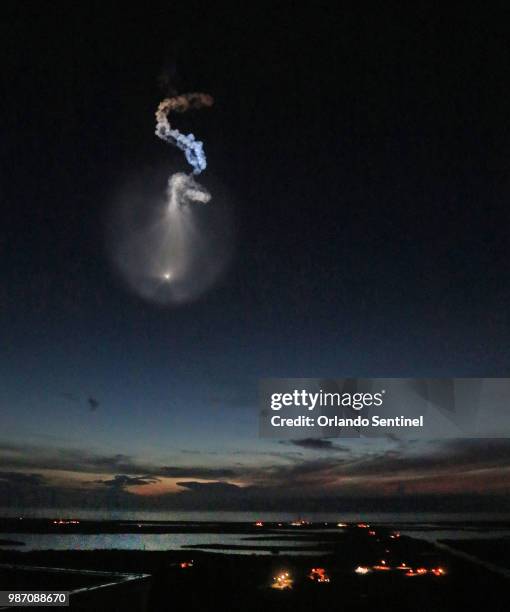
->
[1,2,510,513]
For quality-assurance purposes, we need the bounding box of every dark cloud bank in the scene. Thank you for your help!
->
[1,439,509,513]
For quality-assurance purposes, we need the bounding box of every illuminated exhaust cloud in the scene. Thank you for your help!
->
[109,90,232,305]
[166,172,211,209]
[155,93,214,175]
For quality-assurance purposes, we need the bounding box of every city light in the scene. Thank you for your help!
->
[271,571,293,590]
[354,562,446,577]
[396,563,411,571]
[180,561,194,569]
[308,568,330,583]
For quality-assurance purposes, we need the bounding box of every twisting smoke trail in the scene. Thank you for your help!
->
[109,90,232,306]
[166,172,211,209]
[155,93,214,174]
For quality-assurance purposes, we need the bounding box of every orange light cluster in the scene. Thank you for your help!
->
[254,521,264,527]
[272,572,293,590]
[357,523,369,528]
[308,568,330,583]
[405,567,426,576]
[405,566,446,577]
[356,563,446,577]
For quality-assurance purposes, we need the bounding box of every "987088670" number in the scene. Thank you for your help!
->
[0,591,69,606]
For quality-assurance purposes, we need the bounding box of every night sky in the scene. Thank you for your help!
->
[1,3,510,513]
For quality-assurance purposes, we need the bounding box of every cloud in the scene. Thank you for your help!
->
[173,480,247,505]
[0,471,45,487]
[0,471,50,509]
[160,466,238,479]
[286,438,350,452]
[0,442,243,482]
[87,397,100,411]
[176,481,242,493]
[94,474,160,490]
[2,438,510,511]
[336,439,510,478]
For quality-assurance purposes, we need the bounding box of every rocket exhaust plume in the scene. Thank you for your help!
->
[166,172,212,209]
[108,90,233,306]
[155,93,214,175]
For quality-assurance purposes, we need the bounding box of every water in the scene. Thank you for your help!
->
[399,528,510,543]
[0,532,325,554]
[1,509,509,555]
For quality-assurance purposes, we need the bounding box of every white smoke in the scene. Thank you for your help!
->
[155,93,213,175]
[108,90,231,305]
[167,172,211,209]
[109,168,233,305]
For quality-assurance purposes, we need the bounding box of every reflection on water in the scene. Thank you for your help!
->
[1,509,510,555]
[1,526,508,555]
[0,532,326,554]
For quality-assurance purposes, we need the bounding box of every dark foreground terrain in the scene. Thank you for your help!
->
[0,522,509,611]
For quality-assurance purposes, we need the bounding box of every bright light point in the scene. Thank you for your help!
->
[355,566,371,575]
[111,169,233,306]
[271,571,293,590]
